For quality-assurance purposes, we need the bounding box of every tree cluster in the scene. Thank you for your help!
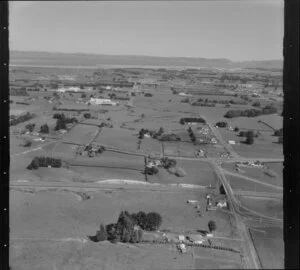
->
[224,105,277,118]
[188,127,196,143]
[10,112,35,126]
[144,93,153,97]
[273,128,283,137]
[84,113,91,119]
[40,124,50,134]
[215,122,228,128]
[252,101,261,107]
[161,157,177,169]
[138,127,164,140]
[208,220,217,233]
[25,123,36,132]
[94,211,162,243]
[16,102,30,105]
[53,113,78,130]
[27,156,62,170]
[144,166,159,175]
[180,117,206,125]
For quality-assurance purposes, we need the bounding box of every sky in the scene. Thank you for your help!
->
[9,1,284,61]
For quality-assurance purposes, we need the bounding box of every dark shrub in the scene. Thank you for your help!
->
[145,212,162,231]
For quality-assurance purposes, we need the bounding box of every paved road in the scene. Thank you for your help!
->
[210,159,262,269]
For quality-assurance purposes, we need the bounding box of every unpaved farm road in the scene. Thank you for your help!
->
[9,180,207,194]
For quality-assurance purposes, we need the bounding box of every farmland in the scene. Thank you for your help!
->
[9,62,283,269]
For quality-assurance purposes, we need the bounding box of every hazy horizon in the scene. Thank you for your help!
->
[9,1,284,62]
[10,49,283,63]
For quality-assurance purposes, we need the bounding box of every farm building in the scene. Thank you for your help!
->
[57,86,81,93]
[228,140,236,145]
[88,98,117,106]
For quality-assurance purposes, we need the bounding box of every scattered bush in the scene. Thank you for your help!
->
[161,157,177,169]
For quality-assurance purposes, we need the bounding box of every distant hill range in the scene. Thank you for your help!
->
[10,51,283,70]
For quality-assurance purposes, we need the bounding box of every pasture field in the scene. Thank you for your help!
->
[70,166,145,182]
[163,141,206,157]
[257,114,283,130]
[175,160,218,187]
[232,140,282,159]
[63,124,99,145]
[249,226,284,269]
[10,240,195,270]
[94,127,138,151]
[238,196,283,219]
[140,138,162,154]
[222,163,283,187]
[10,188,236,239]
[148,160,217,187]
[52,142,78,160]
[193,246,243,269]
[265,162,283,177]
[225,174,282,193]
[72,151,144,170]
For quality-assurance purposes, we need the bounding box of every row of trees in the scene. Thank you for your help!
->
[188,127,196,143]
[10,112,35,126]
[224,105,278,118]
[180,117,206,125]
[27,157,62,170]
[94,211,162,243]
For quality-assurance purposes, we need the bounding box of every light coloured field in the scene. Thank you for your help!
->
[222,163,282,187]
[140,138,162,154]
[10,188,235,238]
[63,124,99,145]
[148,160,217,187]
[94,127,138,151]
[225,174,282,193]
[239,196,283,219]
[10,240,194,270]
[249,226,284,269]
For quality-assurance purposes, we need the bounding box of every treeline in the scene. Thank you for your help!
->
[27,157,62,170]
[10,88,29,96]
[53,107,89,112]
[188,127,196,143]
[224,105,277,118]
[180,117,206,124]
[196,98,248,106]
[16,102,30,105]
[92,211,162,243]
[10,112,35,126]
